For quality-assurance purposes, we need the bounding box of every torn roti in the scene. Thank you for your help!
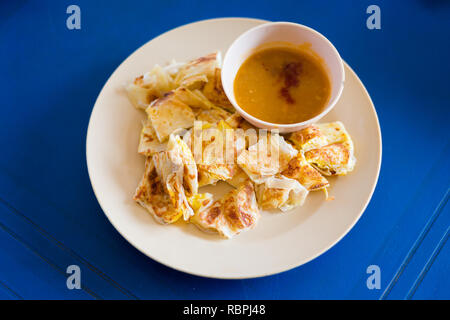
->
[225,112,255,131]
[281,152,329,191]
[190,180,260,238]
[146,92,195,142]
[188,193,214,214]
[152,134,198,220]
[256,175,308,212]
[288,121,356,176]
[305,141,356,176]
[193,121,240,186]
[138,120,167,156]
[202,68,234,112]
[288,121,353,152]
[237,133,298,184]
[194,106,231,125]
[126,63,179,110]
[133,158,182,224]
[167,134,198,196]
[174,52,221,89]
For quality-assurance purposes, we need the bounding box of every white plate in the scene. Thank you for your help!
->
[86,18,382,279]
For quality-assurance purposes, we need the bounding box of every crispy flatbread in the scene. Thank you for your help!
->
[288,121,351,152]
[126,83,155,110]
[237,133,298,184]
[174,87,216,110]
[133,158,182,224]
[175,52,221,88]
[202,68,234,112]
[138,120,167,156]
[146,92,195,142]
[256,175,308,212]
[167,134,198,196]
[288,121,356,176]
[305,141,356,176]
[225,113,255,130]
[193,121,240,186]
[188,193,214,214]
[153,148,194,221]
[126,63,179,110]
[194,107,232,124]
[226,167,249,188]
[281,153,329,191]
[190,180,260,238]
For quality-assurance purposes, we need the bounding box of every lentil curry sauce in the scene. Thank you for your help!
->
[234,46,331,124]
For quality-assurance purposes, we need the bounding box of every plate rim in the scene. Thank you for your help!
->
[86,17,382,279]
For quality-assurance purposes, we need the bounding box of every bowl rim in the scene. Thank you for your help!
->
[221,21,346,129]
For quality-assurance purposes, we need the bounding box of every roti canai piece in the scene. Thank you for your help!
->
[226,167,249,188]
[202,68,235,112]
[190,200,223,234]
[174,52,221,89]
[288,121,352,152]
[218,120,246,159]
[195,106,232,124]
[133,157,182,224]
[173,82,233,125]
[126,83,155,110]
[126,62,179,110]
[166,134,198,196]
[181,123,220,187]
[282,152,329,192]
[138,120,167,156]
[169,87,232,126]
[237,134,298,184]
[188,192,214,214]
[305,141,356,176]
[225,112,255,130]
[194,121,240,187]
[173,87,216,110]
[181,126,230,187]
[152,136,197,221]
[146,91,195,142]
[288,121,356,176]
[256,175,309,212]
[190,180,260,238]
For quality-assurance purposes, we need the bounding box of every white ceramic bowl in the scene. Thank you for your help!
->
[222,22,345,133]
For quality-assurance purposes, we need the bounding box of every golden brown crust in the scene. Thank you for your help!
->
[223,181,258,230]
[289,125,320,148]
[202,68,234,112]
[305,143,349,165]
[304,142,352,176]
[258,187,286,210]
[189,52,217,66]
[133,158,182,224]
[282,153,329,191]
[204,204,222,224]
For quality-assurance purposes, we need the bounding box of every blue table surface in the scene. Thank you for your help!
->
[0,0,449,300]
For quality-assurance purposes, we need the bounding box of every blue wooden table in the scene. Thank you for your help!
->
[0,0,449,300]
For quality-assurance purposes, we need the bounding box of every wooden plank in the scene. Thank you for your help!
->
[409,228,449,300]
[385,191,449,299]
[0,217,93,299]
[0,197,137,299]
